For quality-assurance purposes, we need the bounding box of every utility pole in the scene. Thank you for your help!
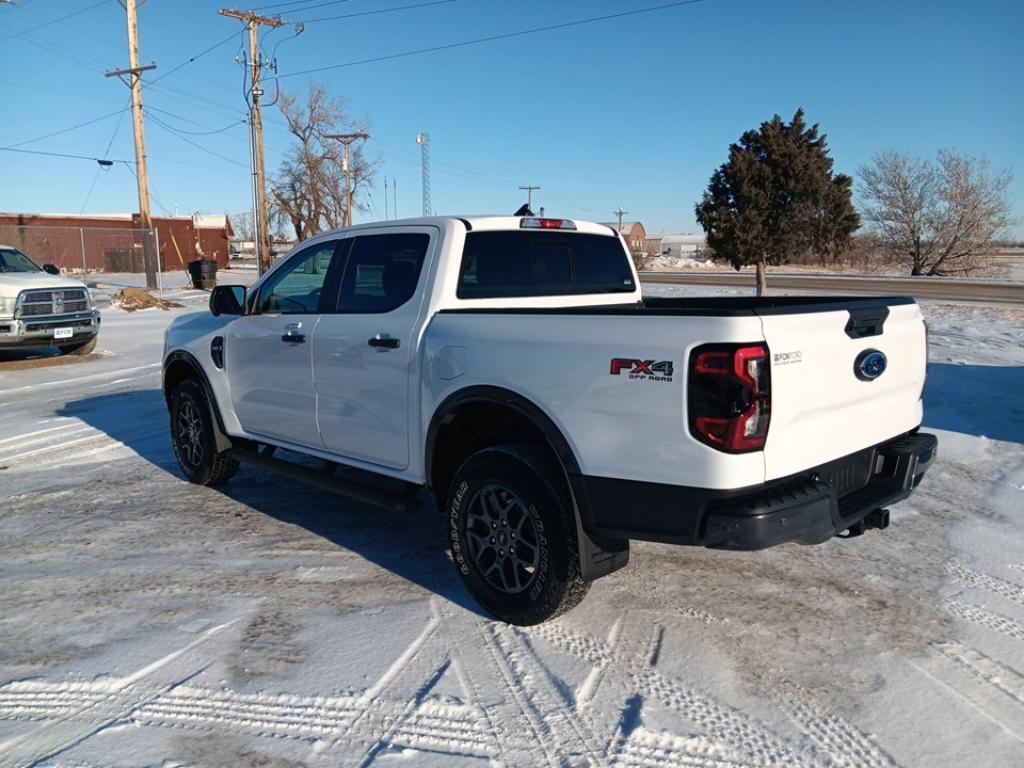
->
[416,133,431,216]
[107,0,158,289]
[519,185,540,211]
[324,131,369,227]
[219,8,283,274]
[614,206,628,233]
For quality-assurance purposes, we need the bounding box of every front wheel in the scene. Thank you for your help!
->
[170,379,239,486]
[446,443,589,625]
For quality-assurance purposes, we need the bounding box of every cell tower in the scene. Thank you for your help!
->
[416,132,431,216]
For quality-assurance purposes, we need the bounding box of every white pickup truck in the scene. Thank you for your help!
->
[0,245,100,355]
[162,215,937,624]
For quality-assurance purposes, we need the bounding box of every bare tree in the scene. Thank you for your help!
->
[230,211,254,241]
[858,149,1014,275]
[269,81,375,240]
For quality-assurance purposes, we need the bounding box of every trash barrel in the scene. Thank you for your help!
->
[188,259,217,290]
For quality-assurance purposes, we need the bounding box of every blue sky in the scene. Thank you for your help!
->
[2,0,1022,237]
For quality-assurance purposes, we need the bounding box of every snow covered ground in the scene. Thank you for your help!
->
[0,284,1022,767]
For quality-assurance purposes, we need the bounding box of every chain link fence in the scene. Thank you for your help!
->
[0,225,159,275]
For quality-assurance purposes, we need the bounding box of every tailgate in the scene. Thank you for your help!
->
[758,299,927,480]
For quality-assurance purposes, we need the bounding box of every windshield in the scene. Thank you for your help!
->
[0,248,43,274]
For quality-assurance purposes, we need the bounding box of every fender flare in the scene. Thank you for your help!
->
[163,349,233,452]
[424,385,582,490]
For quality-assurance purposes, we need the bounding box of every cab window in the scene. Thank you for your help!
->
[257,241,340,314]
[336,233,429,313]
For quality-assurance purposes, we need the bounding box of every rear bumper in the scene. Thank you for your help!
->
[0,310,101,348]
[570,431,938,550]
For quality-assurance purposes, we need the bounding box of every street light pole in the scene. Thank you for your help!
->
[325,131,369,226]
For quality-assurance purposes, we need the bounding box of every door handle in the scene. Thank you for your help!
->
[368,334,400,350]
[281,321,305,344]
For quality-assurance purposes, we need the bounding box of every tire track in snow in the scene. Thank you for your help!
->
[475,620,563,768]
[491,622,605,766]
[0,362,159,398]
[614,727,756,768]
[0,428,163,468]
[936,642,1024,708]
[530,621,813,768]
[773,685,899,768]
[0,423,90,449]
[0,620,234,768]
[911,646,1024,744]
[133,685,361,740]
[944,600,1024,641]
[385,700,498,760]
[336,606,442,767]
[947,560,1024,607]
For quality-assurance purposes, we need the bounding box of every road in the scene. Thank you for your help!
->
[640,271,1024,306]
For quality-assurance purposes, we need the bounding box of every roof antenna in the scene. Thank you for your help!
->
[514,203,534,216]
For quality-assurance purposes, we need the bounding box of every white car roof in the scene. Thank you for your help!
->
[316,216,618,238]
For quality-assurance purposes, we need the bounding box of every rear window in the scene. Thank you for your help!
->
[457,231,636,299]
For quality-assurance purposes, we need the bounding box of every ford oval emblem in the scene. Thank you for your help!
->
[855,349,887,381]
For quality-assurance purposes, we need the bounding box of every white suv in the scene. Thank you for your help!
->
[0,245,100,356]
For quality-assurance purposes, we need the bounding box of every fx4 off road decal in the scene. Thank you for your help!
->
[609,358,674,382]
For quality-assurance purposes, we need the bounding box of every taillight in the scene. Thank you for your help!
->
[688,343,771,452]
[921,320,929,401]
[520,217,577,230]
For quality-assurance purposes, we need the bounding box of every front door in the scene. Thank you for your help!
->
[226,238,345,448]
[313,229,434,469]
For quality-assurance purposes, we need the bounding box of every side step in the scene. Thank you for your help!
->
[226,447,423,513]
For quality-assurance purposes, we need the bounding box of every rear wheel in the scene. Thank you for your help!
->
[59,337,96,356]
[170,378,238,486]
[447,443,589,625]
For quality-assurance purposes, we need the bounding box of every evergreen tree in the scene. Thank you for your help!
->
[695,109,859,294]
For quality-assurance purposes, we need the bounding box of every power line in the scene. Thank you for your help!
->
[147,114,249,169]
[148,31,238,85]
[0,79,118,103]
[81,97,132,213]
[279,0,704,78]
[257,0,352,13]
[144,110,246,136]
[0,146,134,164]
[0,79,124,103]
[122,161,172,216]
[0,0,108,42]
[372,135,522,186]
[7,0,122,52]
[3,106,128,149]
[296,0,460,25]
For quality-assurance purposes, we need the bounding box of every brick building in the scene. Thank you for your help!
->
[0,212,233,274]
[601,220,649,260]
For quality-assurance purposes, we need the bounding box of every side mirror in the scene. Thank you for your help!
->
[43,264,60,275]
[210,284,246,316]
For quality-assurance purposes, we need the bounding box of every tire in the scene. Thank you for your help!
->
[59,337,97,356]
[170,378,239,486]
[446,443,589,625]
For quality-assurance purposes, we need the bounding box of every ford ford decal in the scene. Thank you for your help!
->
[855,349,888,381]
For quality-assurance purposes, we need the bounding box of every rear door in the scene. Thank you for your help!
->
[312,228,435,469]
[226,238,345,448]
[758,299,927,480]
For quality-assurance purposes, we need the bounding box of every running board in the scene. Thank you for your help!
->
[226,447,423,513]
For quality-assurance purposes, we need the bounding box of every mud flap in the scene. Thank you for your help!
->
[573,501,629,581]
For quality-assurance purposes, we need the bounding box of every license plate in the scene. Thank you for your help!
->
[53,327,73,339]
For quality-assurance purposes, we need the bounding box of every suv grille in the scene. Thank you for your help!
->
[16,289,90,318]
